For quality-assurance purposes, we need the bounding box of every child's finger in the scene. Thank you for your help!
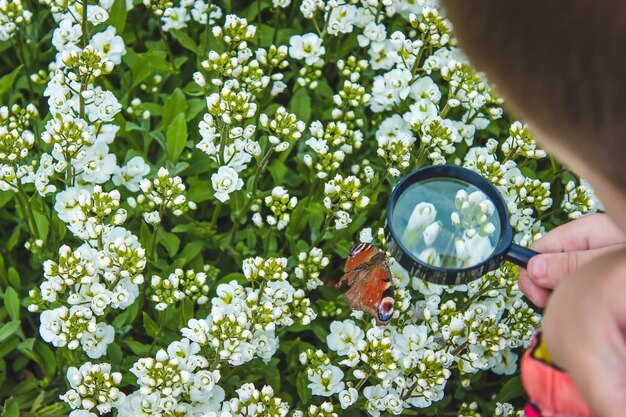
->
[518,267,550,307]
[531,213,624,253]
[526,245,626,288]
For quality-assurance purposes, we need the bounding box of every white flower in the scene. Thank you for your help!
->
[112,156,151,192]
[90,26,126,65]
[334,210,352,230]
[327,319,365,356]
[87,5,109,25]
[251,330,279,362]
[144,211,161,225]
[82,322,115,359]
[211,166,244,202]
[54,187,91,224]
[339,387,358,409]
[307,364,345,396]
[272,0,291,7]
[359,228,373,243]
[74,142,117,184]
[289,33,325,66]
[181,318,211,345]
[161,6,190,31]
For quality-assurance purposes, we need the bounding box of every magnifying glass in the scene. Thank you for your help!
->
[385,164,538,285]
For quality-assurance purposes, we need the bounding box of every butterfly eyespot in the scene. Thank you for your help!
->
[377,297,394,323]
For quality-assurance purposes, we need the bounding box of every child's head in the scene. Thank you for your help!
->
[440,1,626,195]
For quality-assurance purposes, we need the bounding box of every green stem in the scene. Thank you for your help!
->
[15,178,40,240]
[257,0,263,43]
[148,312,167,352]
[81,0,89,46]
[148,206,165,261]
[271,6,280,44]
[313,208,335,247]
[210,202,223,230]
[158,23,176,68]
[14,32,35,98]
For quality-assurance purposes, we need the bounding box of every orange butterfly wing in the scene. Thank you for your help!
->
[337,244,395,325]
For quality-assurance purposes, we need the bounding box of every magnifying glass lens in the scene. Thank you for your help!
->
[390,178,502,270]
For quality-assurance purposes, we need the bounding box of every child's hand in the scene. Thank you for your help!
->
[518,213,626,306]
[542,249,626,417]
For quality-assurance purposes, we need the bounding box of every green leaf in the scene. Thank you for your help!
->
[170,29,200,55]
[7,267,19,288]
[109,0,127,34]
[290,87,311,123]
[124,339,151,356]
[158,227,181,257]
[167,113,188,163]
[108,342,123,366]
[161,88,187,130]
[0,336,19,359]
[3,399,19,417]
[495,375,524,403]
[0,321,20,342]
[32,208,49,242]
[33,339,56,377]
[179,240,205,263]
[296,371,312,405]
[0,65,23,97]
[143,312,160,339]
[0,191,14,209]
[4,287,19,321]
[268,159,288,184]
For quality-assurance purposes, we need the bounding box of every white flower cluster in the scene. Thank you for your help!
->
[323,174,370,230]
[34,185,145,357]
[295,247,330,290]
[35,0,139,198]
[251,186,298,230]
[0,104,46,193]
[0,0,32,41]
[132,167,196,218]
[164,257,317,370]
[195,15,298,205]
[561,179,600,219]
[60,362,124,415]
[150,268,210,310]
[300,349,345,397]
[223,383,290,417]
[143,0,222,30]
[120,339,225,416]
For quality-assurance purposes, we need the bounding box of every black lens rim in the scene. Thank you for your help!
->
[385,164,513,285]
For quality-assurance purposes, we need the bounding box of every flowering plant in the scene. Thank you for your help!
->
[0,0,600,416]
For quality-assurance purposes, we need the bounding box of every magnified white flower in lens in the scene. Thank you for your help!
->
[422,220,441,246]
[402,202,437,250]
[211,166,243,202]
[418,247,441,267]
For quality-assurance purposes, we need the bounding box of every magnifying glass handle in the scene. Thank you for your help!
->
[506,243,539,268]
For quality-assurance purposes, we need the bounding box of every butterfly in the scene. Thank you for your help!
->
[336,243,395,325]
